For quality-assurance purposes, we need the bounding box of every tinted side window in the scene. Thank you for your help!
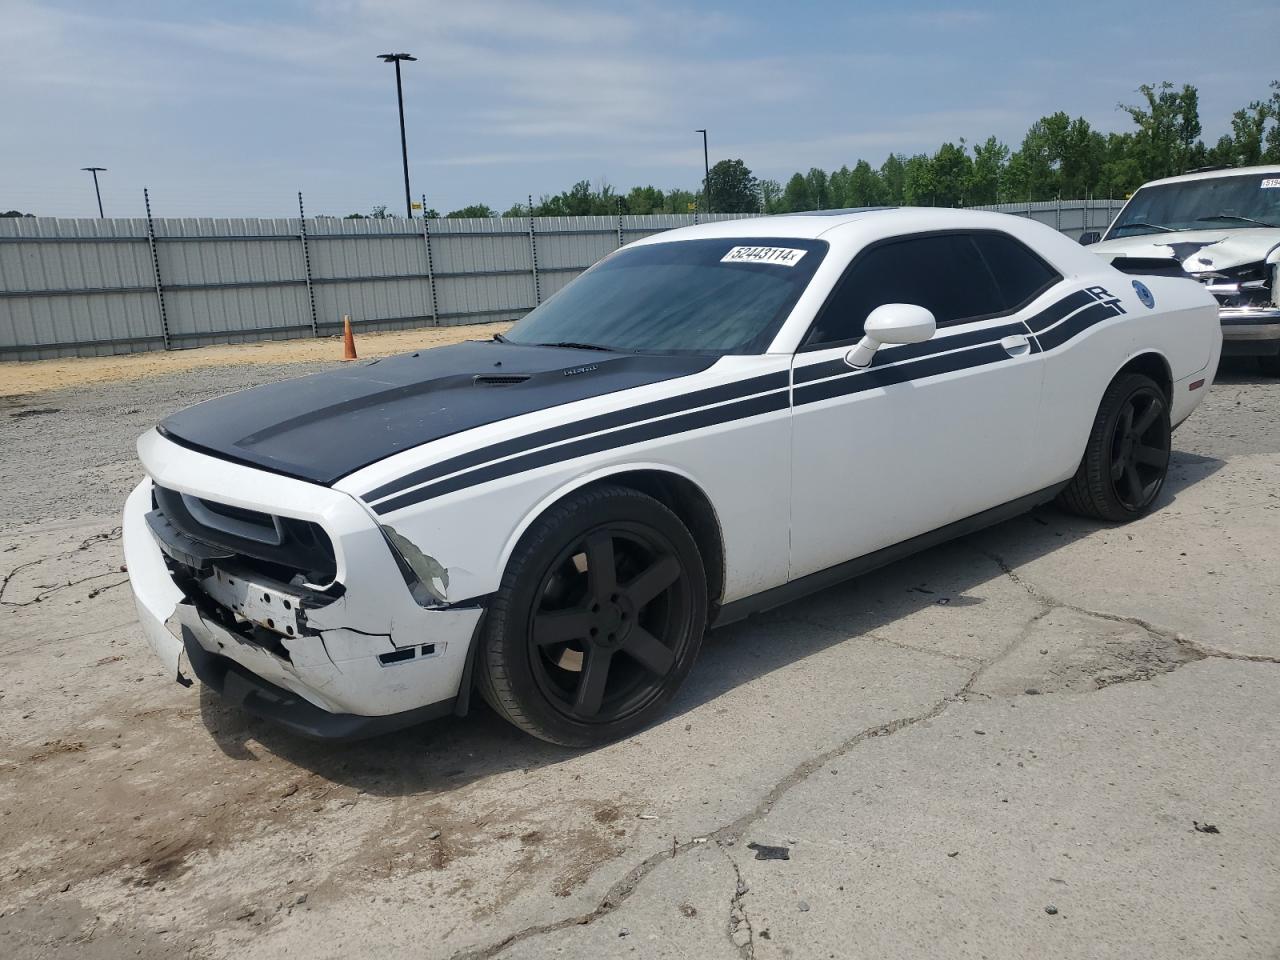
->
[972,233,1060,310]
[804,234,1004,347]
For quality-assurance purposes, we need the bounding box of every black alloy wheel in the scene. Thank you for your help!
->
[1108,385,1170,511]
[528,526,690,722]
[477,485,707,746]
[1059,371,1171,522]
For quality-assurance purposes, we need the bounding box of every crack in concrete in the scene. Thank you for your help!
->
[451,681,989,960]
[451,542,1275,960]
[0,527,122,608]
[718,841,754,958]
[976,546,1280,668]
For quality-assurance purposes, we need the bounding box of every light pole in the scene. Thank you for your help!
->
[81,167,106,218]
[378,53,417,218]
[695,129,710,214]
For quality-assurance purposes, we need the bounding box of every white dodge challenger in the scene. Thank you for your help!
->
[123,208,1221,746]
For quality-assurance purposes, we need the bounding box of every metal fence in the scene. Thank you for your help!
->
[0,199,1126,362]
[969,198,1127,241]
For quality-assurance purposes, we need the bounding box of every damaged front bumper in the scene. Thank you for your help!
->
[1219,307,1280,357]
[122,431,486,739]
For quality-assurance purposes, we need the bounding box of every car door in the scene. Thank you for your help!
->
[788,230,1061,581]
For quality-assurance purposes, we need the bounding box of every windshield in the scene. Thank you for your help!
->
[1107,172,1280,239]
[505,237,828,354]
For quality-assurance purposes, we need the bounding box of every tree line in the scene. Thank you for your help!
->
[407,78,1279,219]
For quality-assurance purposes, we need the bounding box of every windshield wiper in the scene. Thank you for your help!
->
[1195,213,1279,228]
[540,340,616,352]
[492,332,509,343]
[1117,221,1176,233]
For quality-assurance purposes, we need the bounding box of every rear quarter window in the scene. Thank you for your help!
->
[972,233,1061,310]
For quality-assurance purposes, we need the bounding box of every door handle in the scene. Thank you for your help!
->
[1000,334,1031,357]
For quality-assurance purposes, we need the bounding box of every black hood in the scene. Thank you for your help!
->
[159,341,716,485]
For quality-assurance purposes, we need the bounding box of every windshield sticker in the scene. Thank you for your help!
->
[1262,178,1280,189]
[721,246,808,267]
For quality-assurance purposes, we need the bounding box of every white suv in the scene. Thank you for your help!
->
[1088,165,1280,375]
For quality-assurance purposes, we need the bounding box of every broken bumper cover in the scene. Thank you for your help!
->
[176,613,457,739]
[122,433,486,738]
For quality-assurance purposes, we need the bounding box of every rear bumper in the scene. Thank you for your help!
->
[1220,309,1280,356]
[122,434,487,737]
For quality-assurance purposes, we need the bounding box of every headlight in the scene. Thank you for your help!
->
[1193,261,1275,309]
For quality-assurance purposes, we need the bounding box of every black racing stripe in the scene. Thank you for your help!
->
[1024,289,1094,333]
[795,320,1028,384]
[1034,302,1117,352]
[373,390,790,515]
[363,370,789,503]
[795,342,1011,407]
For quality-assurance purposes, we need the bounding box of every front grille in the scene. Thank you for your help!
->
[151,485,336,585]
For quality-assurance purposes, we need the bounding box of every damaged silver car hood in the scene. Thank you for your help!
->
[1092,227,1280,272]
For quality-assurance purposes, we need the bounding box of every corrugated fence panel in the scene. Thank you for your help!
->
[0,217,164,359]
[430,218,534,323]
[156,218,311,342]
[305,217,434,333]
[0,204,1124,359]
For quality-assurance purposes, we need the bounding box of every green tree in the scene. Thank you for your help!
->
[1,210,34,217]
[759,178,784,213]
[445,203,496,218]
[901,154,935,205]
[1098,132,1144,198]
[624,185,666,215]
[706,159,761,213]
[967,136,1008,204]
[879,154,906,205]
[804,167,831,209]
[665,187,698,214]
[846,160,885,207]
[781,172,814,212]
[931,142,973,206]
[344,204,390,219]
[1119,82,1203,180]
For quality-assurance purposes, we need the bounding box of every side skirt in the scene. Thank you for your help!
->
[712,482,1068,628]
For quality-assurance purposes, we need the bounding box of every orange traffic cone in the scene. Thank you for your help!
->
[341,314,358,361]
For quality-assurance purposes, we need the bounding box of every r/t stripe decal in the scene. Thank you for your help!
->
[795,342,1010,407]
[364,369,789,503]
[365,286,1123,511]
[1025,289,1094,332]
[372,390,789,514]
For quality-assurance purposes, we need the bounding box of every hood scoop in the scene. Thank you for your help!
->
[473,374,531,386]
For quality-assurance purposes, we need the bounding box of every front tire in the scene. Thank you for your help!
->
[1258,354,1280,377]
[477,484,708,747]
[1058,372,1171,522]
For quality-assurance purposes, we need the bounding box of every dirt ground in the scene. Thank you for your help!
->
[0,354,1277,960]
[0,322,510,397]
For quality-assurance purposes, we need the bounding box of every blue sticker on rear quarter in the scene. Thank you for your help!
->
[1132,280,1155,309]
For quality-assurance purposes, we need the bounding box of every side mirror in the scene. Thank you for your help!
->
[1079,231,1101,246]
[845,304,936,368]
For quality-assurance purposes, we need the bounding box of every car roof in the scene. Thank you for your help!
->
[627,205,1105,281]
[630,206,1067,243]
[1135,164,1280,189]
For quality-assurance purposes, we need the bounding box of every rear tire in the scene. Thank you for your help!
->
[1058,372,1171,523]
[477,484,707,747]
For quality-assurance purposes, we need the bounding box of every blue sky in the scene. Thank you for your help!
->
[2,0,1276,219]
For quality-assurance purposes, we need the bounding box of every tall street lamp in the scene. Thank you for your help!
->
[378,53,417,218]
[81,167,107,218]
[695,129,710,214]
